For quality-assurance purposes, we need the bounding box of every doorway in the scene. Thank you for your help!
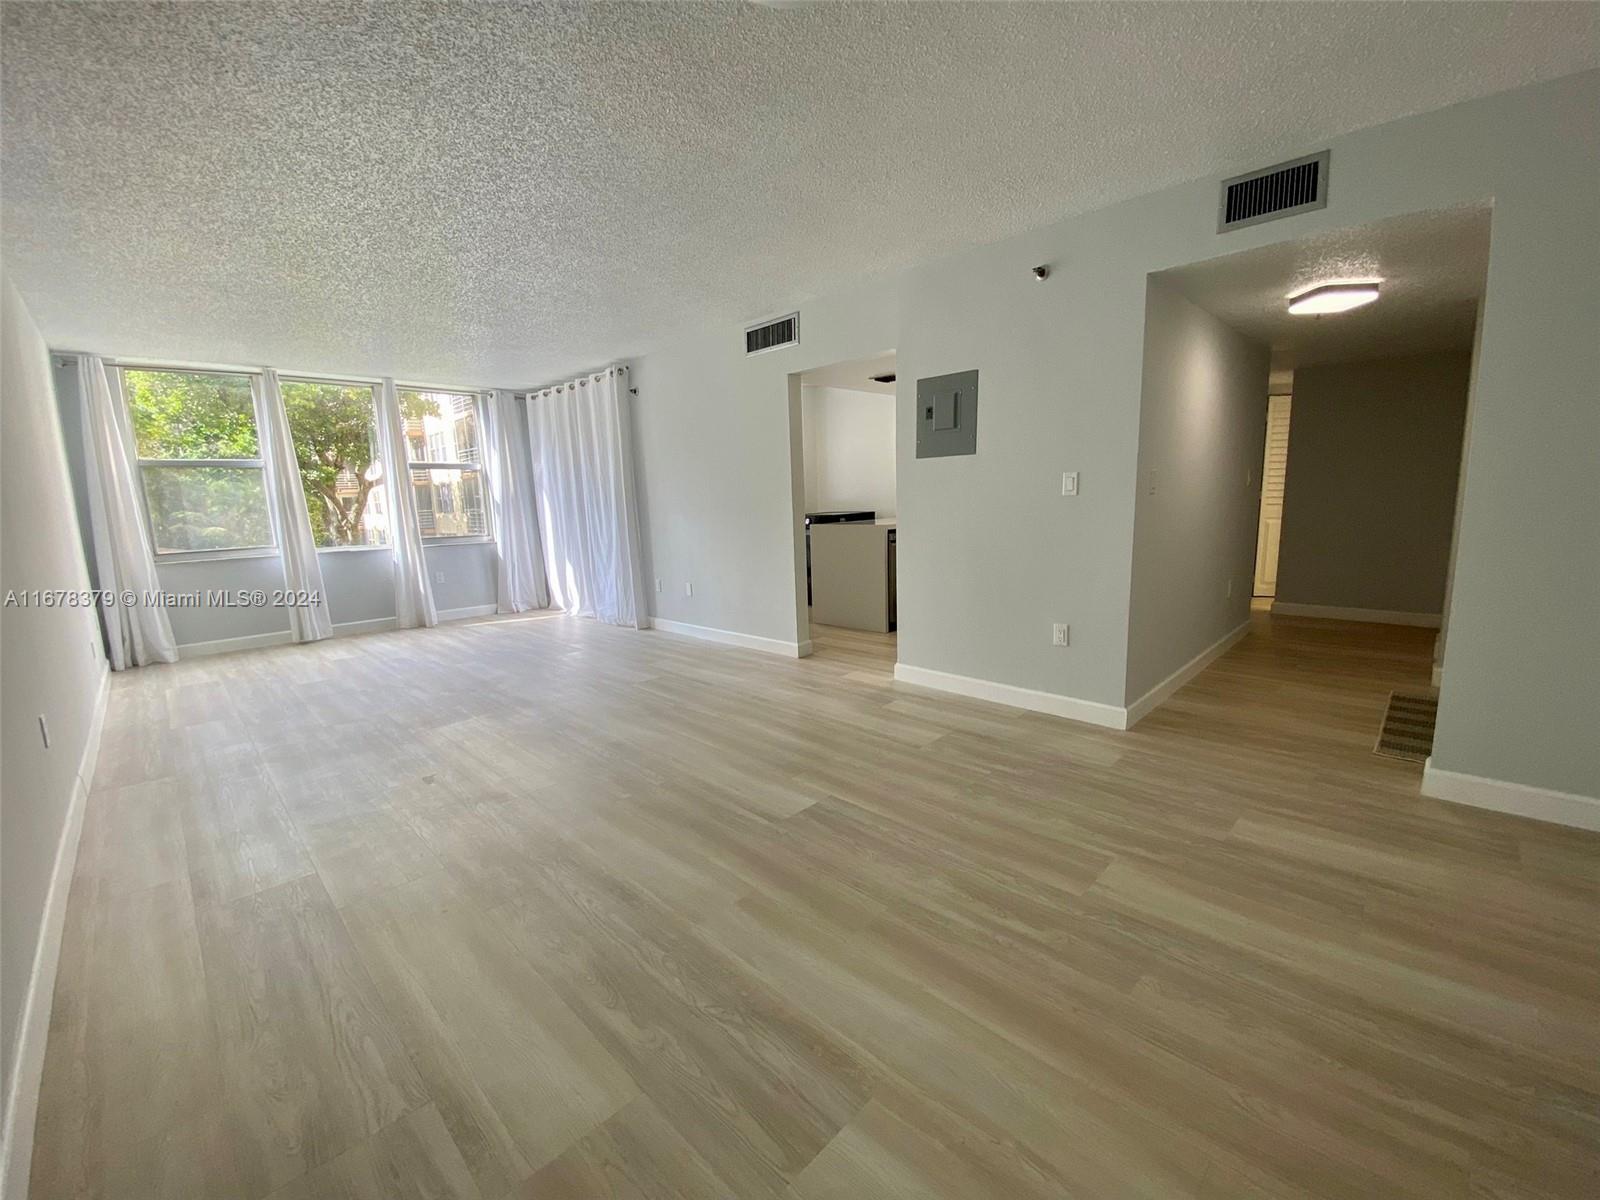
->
[790,351,898,666]
[1253,391,1292,600]
[1129,204,1488,737]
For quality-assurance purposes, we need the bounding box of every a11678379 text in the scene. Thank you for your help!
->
[3,588,322,609]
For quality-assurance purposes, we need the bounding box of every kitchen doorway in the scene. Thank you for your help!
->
[790,351,898,665]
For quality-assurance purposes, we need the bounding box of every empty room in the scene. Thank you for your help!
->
[2,4,1597,1199]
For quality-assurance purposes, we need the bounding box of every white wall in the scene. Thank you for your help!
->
[1,280,106,1177]
[1125,278,1270,706]
[631,70,1600,797]
[1277,351,1471,617]
[800,385,896,518]
[632,276,900,650]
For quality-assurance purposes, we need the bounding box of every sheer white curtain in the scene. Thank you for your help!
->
[77,355,178,668]
[374,377,437,628]
[528,365,647,628]
[482,388,549,613]
[255,368,332,641]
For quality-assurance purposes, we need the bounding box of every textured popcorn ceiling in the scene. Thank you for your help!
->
[2,2,1596,388]
[1160,206,1492,369]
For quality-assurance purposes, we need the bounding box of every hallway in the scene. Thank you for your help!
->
[1137,610,1437,768]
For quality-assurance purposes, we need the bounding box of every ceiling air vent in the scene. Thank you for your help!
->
[745,312,799,356]
[1218,151,1329,232]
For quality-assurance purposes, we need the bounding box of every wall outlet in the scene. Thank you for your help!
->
[433,570,445,584]
[38,714,51,750]
[684,581,693,597]
[1061,471,1079,497]
[1052,623,1070,647]
[1146,468,1159,496]
[655,578,663,593]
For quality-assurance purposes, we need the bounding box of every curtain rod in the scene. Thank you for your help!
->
[516,363,633,398]
[54,351,262,375]
[51,350,518,393]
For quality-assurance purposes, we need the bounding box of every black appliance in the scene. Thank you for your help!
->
[887,527,896,632]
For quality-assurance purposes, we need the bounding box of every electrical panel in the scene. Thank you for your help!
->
[916,369,978,458]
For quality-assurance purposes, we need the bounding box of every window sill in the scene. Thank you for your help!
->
[154,547,279,565]
[422,536,494,548]
[316,544,391,554]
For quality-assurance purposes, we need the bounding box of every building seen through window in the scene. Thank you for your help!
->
[400,389,488,539]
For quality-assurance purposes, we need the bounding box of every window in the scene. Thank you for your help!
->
[279,379,389,547]
[123,368,274,554]
[399,389,489,540]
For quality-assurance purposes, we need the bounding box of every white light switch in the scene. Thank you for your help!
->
[1061,471,1079,497]
[1052,624,1070,647]
[684,581,693,597]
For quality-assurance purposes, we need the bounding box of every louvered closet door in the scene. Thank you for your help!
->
[1254,394,1292,598]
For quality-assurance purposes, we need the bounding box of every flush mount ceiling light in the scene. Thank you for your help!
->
[1287,282,1381,315]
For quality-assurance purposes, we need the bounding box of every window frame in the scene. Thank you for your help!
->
[397,386,494,545]
[120,363,279,562]
[276,375,391,554]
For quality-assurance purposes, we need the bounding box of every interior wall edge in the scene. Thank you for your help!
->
[1124,619,1252,725]
[0,663,108,1199]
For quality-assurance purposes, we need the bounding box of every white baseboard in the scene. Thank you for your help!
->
[177,606,493,657]
[1422,759,1600,832]
[650,617,809,658]
[178,627,294,657]
[1,664,109,1198]
[1271,602,1442,628]
[438,604,499,622]
[332,616,398,638]
[892,662,1127,730]
[1124,620,1250,728]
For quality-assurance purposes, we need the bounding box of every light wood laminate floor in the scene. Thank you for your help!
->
[31,612,1600,1199]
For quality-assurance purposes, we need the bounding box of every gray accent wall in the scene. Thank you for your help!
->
[1,281,106,1115]
[1125,278,1270,705]
[425,541,498,614]
[1276,351,1472,617]
[631,70,1600,797]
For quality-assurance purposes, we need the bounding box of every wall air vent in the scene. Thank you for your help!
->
[745,312,799,356]
[1218,151,1329,232]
